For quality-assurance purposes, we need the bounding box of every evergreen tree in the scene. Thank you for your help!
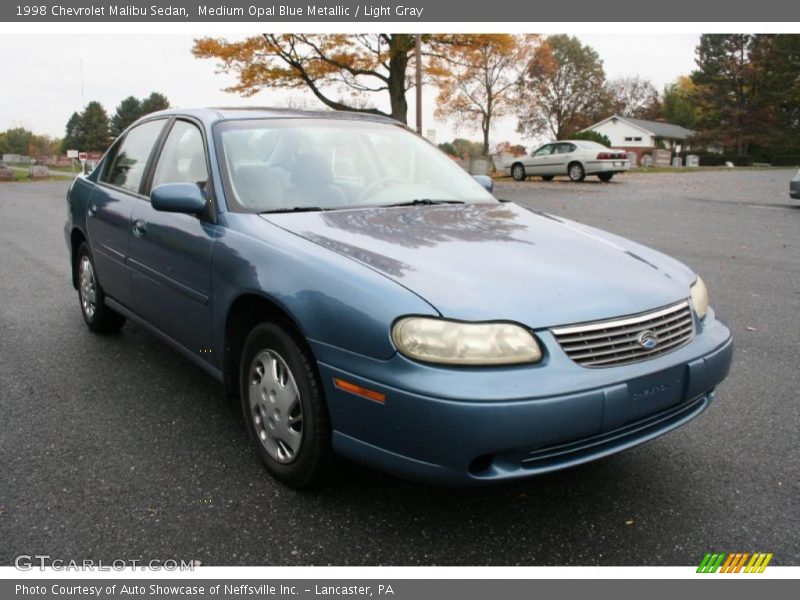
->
[691,34,761,157]
[140,92,170,115]
[81,101,111,152]
[62,111,85,153]
[110,96,142,138]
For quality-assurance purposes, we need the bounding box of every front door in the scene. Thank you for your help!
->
[128,120,216,360]
[527,144,555,175]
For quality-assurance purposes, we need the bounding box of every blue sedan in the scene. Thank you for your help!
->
[65,108,733,487]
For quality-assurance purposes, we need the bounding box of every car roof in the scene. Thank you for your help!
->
[141,106,400,126]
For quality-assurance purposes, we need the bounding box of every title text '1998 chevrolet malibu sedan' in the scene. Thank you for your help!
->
[65,108,733,488]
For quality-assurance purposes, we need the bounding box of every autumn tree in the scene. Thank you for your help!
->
[438,138,484,158]
[430,34,537,155]
[193,34,429,123]
[661,76,699,129]
[0,128,62,156]
[494,140,527,156]
[606,76,660,119]
[0,127,33,155]
[517,35,611,140]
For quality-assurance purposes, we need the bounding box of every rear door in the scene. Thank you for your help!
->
[549,142,577,175]
[128,118,216,360]
[87,119,167,306]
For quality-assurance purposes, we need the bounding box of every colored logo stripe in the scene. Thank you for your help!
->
[697,552,773,573]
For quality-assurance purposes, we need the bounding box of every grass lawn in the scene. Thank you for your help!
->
[0,165,73,182]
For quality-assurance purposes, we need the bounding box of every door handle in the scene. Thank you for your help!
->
[132,219,147,237]
[87,204,97,217]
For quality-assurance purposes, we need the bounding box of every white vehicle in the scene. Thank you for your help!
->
[506,140,630,183]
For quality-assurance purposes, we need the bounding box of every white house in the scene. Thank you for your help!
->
[582,116,696,165]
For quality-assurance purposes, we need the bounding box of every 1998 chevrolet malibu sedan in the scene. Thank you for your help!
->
[65,108,733,488]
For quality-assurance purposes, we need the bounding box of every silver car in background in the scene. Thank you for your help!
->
[507,140,629,183]
[791,169,800,199]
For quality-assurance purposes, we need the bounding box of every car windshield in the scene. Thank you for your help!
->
[216,118,496,213]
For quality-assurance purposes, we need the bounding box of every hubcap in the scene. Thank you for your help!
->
[513,165,523,179]
[248,350,303,464]
[78,256,97,319]
[570,165,582,180]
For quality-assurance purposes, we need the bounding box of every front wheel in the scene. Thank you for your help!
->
[76,243,125,333]
[598,172,614,183]
[240,321,333,489]
[511,163,527,181]
[568,162,586,182]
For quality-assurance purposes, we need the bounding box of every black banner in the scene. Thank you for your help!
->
[3,0,799,22]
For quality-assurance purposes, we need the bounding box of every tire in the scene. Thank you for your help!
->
[240,321,333,489]
[511,163,527,181]
[598,172,614,183]
[568,162,586,182]
[75,243,125,333]
[541,175,554,181]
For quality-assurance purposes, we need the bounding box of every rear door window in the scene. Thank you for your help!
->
[101,119,166,194]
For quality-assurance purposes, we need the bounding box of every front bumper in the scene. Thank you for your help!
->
[312,311,733,485]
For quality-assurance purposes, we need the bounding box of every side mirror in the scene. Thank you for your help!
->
[151,183,206,215]
[473,175,494,193]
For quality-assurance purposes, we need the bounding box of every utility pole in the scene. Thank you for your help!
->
[415,34,422,134]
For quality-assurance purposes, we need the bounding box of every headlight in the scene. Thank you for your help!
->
[690,276,709,319]
[391,317,542,365]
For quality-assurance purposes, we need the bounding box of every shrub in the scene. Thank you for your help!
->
[570,130,612,147]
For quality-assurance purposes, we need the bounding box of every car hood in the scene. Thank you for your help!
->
[260,202,696,328]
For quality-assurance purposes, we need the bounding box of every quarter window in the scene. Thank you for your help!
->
[151,121,209,190]
[102,119,166,194]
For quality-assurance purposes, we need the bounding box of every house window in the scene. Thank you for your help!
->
[633,136,642,141]
[624,137,633,141]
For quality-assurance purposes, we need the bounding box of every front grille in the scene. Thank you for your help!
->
[551,301,694,367]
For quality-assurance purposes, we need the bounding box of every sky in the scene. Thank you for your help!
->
[0,33,700,149]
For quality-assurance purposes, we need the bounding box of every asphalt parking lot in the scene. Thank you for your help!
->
[1,170,798,566]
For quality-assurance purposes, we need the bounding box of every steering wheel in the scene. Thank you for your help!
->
[357,178,402,204]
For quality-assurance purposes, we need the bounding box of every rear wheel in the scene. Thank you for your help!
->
[511,163,527,181]
[598,172,614,183]
[240,321,333,489]
[541,175,554,181]
[76,243,125,333]
[568,162,586,182]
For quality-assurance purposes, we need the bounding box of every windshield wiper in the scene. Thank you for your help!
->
[383,199,465,207]
[260,206,328,214]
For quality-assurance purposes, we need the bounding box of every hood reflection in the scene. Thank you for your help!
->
[319,203,534,249]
